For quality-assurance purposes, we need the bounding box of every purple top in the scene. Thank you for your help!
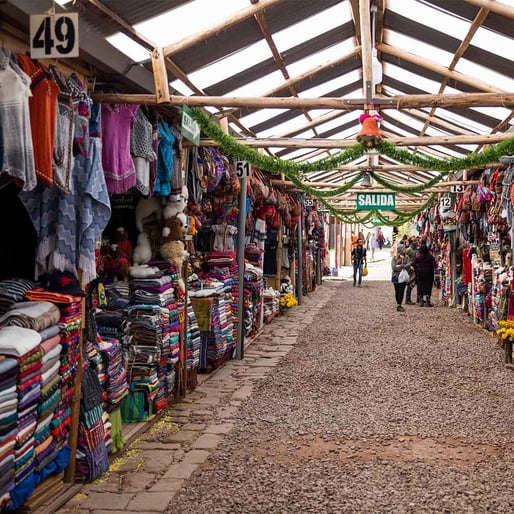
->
[101,104,139,194]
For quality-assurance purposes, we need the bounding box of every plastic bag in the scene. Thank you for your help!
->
[398,269,409,283]
[362,266,368,277]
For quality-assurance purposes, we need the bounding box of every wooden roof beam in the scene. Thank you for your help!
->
[464,0,514,18]
[377,43,505,94]
[192,132,511,148]
[91,91,514,110]
[420,5,490,136]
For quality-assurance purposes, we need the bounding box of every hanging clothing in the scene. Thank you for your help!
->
[101,103,139,194]
[130,109,157,196]
[17,55,59,186]
[48,65,75,193]
[170,126,183,197]
[0,52,36,190]
[211,224,238,253]
[20,138,111,284]
[154,120,174,196]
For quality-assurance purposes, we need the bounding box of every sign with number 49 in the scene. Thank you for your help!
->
[30,13,79,59]
[235,161,251,179]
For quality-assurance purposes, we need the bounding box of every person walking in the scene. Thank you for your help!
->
[377,229,385,250]
[404,236,419,305]
[370,233,378,262]
[391,250,409,311]
[411,243,437,306]
[351,238,367,287]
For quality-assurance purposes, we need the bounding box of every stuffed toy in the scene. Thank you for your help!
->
[129,264,160,279]
[115,227,132,259]
[135,196,163,232]
[162,213,188,242]
[163,197,186,221]
[132,232,153,265]
[160,239,189,293]
[106,244,130,282]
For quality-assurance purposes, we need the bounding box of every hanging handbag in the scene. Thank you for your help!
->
[398,269,409,283]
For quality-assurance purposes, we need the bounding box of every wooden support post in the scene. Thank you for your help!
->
[505,341,513,364]
[151,47,170,104]
[64,297,84,483]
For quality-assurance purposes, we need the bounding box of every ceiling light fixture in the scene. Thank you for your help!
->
[361,172,372,187]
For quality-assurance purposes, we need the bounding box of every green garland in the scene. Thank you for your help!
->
[377,138,514,172]
[191,107,514,176]
[189,106,514,226]
[369,171,447,194]
[190,108,367,174]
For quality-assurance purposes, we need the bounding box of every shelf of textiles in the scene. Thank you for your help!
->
[302,253,317,294]
[470,256,494,329]
[262,288,280,324]
[74,337,128,482]
[242,264,265,338]
[190,294,235,373]
[185,300,201,391]
[0,278,81,512]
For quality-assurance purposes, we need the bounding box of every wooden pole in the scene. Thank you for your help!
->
[90,91,514,110]
[151,47,170,104]
[64,294,84,483]
[189,132,512,148]
[377,43,504,93]
[464,0,514,18]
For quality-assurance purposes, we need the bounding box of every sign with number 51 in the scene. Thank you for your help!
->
[30,13,79,59]
[235,161,251,179]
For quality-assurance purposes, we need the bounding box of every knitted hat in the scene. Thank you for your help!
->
[47,271,85,296]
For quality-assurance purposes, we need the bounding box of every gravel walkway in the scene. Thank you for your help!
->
[170,279,514,514]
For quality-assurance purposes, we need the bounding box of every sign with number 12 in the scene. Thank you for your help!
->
[30,13,79,59]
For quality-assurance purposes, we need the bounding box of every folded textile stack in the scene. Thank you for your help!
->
[186,300,201,371]
[0,279,37,316]
[35,325,62,473]
[122,305,164,421]
[0,327,42,490]
[194,295,234,372]
[104,282,131,310]
[263,288,280,323]
[205,251,236,268]
[0,356,19,503]
[75,366,109,481]
[95,310,124,342]
[57,301,81,396]
[0,301,61,332]
[96,339,128,413]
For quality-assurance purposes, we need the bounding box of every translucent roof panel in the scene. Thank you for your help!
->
[134,0,250,48]
[272,3,352,53]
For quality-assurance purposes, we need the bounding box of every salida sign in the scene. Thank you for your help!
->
[356,193,396,211]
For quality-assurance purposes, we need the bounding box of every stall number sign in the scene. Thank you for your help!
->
[235,161,251,179]
[440,197,452,209]
[181,106,200,146]
[450,184,465,193]
[30,14,79,59]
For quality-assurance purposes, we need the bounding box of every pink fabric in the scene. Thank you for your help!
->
[40,334,61,354]
[101,104,139,194]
